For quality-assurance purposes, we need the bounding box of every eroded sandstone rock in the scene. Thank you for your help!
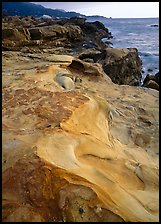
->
[2,49,159,222]
[68,58,111,82]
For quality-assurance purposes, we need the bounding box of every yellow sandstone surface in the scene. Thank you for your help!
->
[2,51,159,222]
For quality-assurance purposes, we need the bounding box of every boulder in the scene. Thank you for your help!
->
[96,48,142,85]
[143,72,159,88]
[82,21,112,39]
[143,80,159,91]
[55,73,75,90]
[147,68,153,72]
[28,28,42,40]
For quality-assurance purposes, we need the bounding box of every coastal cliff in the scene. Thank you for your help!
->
[2,16,159,222]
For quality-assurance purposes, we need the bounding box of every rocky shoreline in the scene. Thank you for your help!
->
[3,15,159,90]
[2,16,159,222]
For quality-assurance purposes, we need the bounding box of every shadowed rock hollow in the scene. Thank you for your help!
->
[2,51,159,222]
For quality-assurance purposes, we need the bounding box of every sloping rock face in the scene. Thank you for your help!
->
[2,51,159,222]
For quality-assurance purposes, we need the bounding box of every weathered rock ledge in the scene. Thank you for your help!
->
[2,16,112,53]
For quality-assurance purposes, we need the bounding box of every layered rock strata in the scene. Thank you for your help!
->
[2,16,112,53]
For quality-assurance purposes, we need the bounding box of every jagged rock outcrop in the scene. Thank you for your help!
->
[77,47,142,86]
[2,24,83,50]
[96,48,142,86]
[2,51,159,222]
[2,15,112,53]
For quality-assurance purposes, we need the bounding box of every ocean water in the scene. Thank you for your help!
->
[88,17,159,82]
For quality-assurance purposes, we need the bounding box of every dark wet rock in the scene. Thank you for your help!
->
[82,21,112,42]
[150,24,159,27]
[95,48,142,86]
[102,39,113,46]
[142,72,159,91]
[147,68,153,72]
[64,17,86,26]
[28,28,42,40]
[155,72,159,82]
[143,73,159,86]
[83,21,111,36]
[79,207,84,214]
[143,80,159,91]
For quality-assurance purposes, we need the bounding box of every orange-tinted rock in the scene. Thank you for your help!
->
[2,153,124,222]
[2,88,89,133]
[2,50,159,222]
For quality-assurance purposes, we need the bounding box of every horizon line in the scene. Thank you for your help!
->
[107,17,159,19]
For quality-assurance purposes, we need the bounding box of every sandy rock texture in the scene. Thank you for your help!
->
[2,50,159,222]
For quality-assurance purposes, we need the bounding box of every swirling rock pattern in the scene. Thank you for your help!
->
[2,51,159,222]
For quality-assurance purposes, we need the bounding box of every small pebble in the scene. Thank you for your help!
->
[79,207,84,214]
